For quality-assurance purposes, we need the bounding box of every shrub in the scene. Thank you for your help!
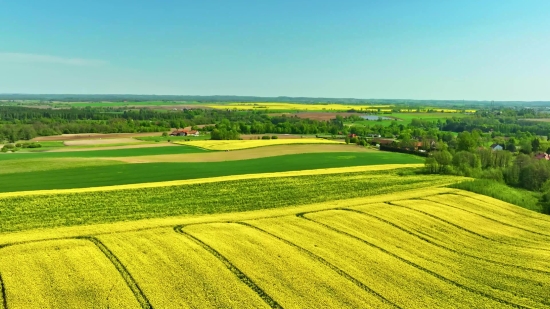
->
[271,136,278,139]
[261,136,271,140]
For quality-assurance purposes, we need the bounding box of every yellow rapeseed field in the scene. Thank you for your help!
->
[361,204,550,273]
[0,239,140,309]
[97,229,268,308]
[398,108,477,113]
[206,102,392,111]
[0,180,548,308]
[246,216,511,309]
[309,207,549,308]
[184,222,394,308]
[175,138,343,150]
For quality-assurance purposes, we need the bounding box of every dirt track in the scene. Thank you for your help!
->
[103,144,373,163]
[32,132,167,142]
[46,142,178,152]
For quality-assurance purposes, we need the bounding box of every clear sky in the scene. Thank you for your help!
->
[1,0,549,100]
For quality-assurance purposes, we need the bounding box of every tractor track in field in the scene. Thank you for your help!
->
[173,225,283,309]
[76,236,153,309]
[449,193,550,224]
[0,272,7,309]
[235,221,402,309]
[423,196,550,238]
[297,213,529,309]
[339,208,550,275]
[386,201,550,253]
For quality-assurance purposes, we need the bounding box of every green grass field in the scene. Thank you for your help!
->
[0,145,209,161]
[0,152,423,192]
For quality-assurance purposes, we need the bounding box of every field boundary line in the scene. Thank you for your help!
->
[0,164,423,198]
[384,201,493,239]
[236,222,402,309]
[297,213,529,309]
[339,208,550,275]
[173,225,283,309]
[425,195,550,236]
[386,201,550,252]
[77,236,153,309]
[0,272,7,309]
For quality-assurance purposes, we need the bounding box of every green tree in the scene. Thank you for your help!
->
[532,138,541,152]
[519,139,533,154]
[433,150,453,173]
[457,132,476,151]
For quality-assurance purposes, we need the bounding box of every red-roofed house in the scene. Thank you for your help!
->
[170,129,200,136]
[535,153,550,160]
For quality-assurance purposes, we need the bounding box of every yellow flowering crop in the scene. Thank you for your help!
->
[175,138,344,150]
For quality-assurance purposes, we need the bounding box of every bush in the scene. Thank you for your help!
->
[350,137,358,144]
[261,136,271,140]
[23,142,42,148]
[271,136,278,139]
[480,169,504,182]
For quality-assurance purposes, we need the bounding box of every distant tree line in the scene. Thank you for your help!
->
[0,106,344,142]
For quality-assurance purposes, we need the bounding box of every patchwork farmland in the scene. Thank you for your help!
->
[1,100,548,308]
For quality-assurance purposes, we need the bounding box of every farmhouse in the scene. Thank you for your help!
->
[490,144,504,151]
[170,129,200,136]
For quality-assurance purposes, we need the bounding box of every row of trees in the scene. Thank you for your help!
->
[427,148,550,213]
[0,106,347,142]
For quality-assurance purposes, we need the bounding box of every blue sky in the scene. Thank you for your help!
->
[1,0,549,100]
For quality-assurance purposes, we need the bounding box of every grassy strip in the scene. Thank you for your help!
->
[0,152,423,192]
[0,170,462,233]
[0,158,120,175]
[450,179,542,212]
